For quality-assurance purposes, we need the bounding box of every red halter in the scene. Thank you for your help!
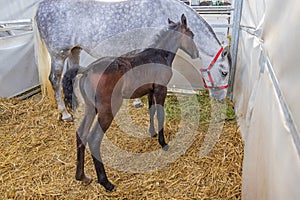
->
[199,47,229,89]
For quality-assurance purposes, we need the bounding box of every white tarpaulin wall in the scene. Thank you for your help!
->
[0,0,39,97]
[232,0,300,199]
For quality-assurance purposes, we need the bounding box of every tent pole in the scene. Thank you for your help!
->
[229,0,244,100]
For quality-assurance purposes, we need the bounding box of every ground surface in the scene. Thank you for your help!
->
[0,91,243,199]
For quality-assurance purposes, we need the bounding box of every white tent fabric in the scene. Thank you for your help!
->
[0,0,37,20]
[233,0,300,199]
[0,0,39,97]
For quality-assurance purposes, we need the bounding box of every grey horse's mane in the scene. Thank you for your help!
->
[201,17,221,46]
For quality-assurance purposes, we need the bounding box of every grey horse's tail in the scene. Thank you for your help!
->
[62,67,79,110]
[33,16,54,100]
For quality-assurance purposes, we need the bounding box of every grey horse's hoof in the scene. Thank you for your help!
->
[132,99,144,108]
[62,116,74,122]
[61,112,73,122]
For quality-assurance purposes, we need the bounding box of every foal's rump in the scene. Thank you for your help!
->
[64,56,132,108]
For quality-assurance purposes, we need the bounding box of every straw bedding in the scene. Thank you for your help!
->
[0,90,243,199]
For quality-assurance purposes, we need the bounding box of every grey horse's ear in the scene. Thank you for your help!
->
[181,14,187,27]
[222,46,229,58]
[168,18,176,25]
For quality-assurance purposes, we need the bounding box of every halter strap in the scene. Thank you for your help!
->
[199,46,228,89]
[211,47,223,68]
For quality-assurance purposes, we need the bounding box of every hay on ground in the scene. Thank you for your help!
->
[0,91,243,199]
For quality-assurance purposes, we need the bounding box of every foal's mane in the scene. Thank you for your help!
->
[121,23,179,57]
[149,22,179,49]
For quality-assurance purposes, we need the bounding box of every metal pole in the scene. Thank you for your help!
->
[229,0,244,100]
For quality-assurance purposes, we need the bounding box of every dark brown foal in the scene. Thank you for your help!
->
[62,14,199,191]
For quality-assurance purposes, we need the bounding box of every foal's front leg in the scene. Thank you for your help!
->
[148,92,157,137]
[154,86,168,151]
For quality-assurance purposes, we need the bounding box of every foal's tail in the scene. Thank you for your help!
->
[33,15,54,100]
[62,67,80,110]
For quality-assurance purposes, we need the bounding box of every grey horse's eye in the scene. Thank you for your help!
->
[221,71,228,77]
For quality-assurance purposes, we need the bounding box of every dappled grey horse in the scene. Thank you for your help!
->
[34,0,231,121]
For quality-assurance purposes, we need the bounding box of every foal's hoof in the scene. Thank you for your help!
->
[162,144,169,151]
[82,176,92,185]
[150,132,157,137]
[101,181,115,192]
[77,175,92,185]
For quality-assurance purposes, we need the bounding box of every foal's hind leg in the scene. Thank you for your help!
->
[88,109,115,191]
[88,98,123,191]
[88,120,115,191]
[75,104,95,185]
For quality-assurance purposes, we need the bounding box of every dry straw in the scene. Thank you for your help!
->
[0,91,243,199]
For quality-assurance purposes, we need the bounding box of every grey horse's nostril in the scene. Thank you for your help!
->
[218,99,225,103]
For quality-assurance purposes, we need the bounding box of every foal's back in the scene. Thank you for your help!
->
[82,48,172,100]
[120,48,172,98]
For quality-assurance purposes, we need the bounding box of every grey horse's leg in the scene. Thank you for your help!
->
[67,47,81,71]
[62,47,82,121]
[148,92,157,137]
[132,98,143,108]
[49,54,72,121]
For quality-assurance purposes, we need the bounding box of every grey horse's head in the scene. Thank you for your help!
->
[200,46,231,101]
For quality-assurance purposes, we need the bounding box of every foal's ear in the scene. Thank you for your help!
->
[181,14,187,27]
[168,18,176,25]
